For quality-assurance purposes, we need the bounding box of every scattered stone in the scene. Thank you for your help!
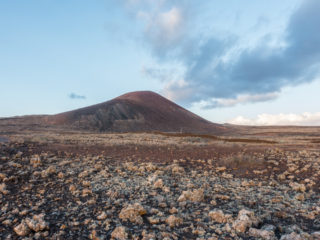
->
[1,135,320,239]
[295,193,305,201]
[148,217,160,224]
[0,183,9,194]
[311,232,320,239]
[69,184,76,193]
[97,212,107,220]
[82,180,91,187]
[215,194,230,201]
[119,203,146,224]
[82,188,92,197]
[209,210,231,223]
[169,207,178,214]
[178,188,204,202]
[30,155,41,167]
[153,179,164,189]
[165,215,183,228]
[171,165,185,175]
[216,166,226,172]
[41,166,56,177]
[58,172,64,178]
[111,226,128,240]
[14,221,30,237]
[141,230,156,240]
[2,219,12,226]
[89,230,100,240]
[248,227,276,240]
[79,170,89,178]
[0,173,7,181]
[145,163,157,171]
[290,182,306,192]
[25,214,49,232]
[280,232,305,240]
[233,209,257,233]
[210,200,217,206]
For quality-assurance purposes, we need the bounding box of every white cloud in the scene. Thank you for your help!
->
[161,79,193,102]
[125,0,166,8]
[158,7,183,38]
[122,0,320,109]
[195,92,278,109]
[123,0,187,56]
[228,112,320,126]
[139,6,185,50]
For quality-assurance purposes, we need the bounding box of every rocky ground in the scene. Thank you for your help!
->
[0,132,320,239]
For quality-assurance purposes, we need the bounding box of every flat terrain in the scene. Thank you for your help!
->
[0,124,320,239]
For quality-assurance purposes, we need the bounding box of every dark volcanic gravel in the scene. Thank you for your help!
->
[0,139,320,239]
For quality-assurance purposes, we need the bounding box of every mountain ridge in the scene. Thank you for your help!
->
[45,91,226,134]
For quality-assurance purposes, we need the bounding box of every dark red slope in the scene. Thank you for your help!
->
[46,91,226,133]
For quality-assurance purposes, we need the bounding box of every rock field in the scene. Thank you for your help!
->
[0,132,320,239]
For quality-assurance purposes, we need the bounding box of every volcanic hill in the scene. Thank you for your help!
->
[45,91,225,133]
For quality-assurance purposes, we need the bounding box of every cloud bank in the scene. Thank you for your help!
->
[69,93,86,100]
[124,0,320,108]
[228,112,320,126]
[201,93,279,109]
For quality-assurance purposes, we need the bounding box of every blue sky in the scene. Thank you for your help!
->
[1,0,320,125]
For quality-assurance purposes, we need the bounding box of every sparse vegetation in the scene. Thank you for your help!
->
[0,122,320,239]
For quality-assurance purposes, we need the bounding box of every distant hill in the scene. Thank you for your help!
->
[45,91,226,134]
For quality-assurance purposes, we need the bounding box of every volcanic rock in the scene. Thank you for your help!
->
[13,221,30,237]
[233,209,257,233]
[46,91,225,134]
[119,203,147,224]
[111,226,128,240]
[209,210,231,223]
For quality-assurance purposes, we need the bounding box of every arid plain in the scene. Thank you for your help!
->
[0,92,319,239]
[1,119,320,239]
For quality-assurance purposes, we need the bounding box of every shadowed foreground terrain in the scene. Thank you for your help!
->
[0,125,320,239]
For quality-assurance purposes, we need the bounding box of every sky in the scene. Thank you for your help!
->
[1,0,320,125]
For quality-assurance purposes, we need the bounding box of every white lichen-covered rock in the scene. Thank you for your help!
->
[289,182,306,192]
[30,155,41,167]
[280,232,305,240]
[311,232,320,240]
[209,210,232,223]
[0,173,7,181]
[248,227,276,240]
[171,165,185,175]
[147,217,160,224]
[78,170,89,178]
[97,211,107,220]
[111,226,128,240]
[41,166,56,178]
[216,166,227,172]
[119,203,146,224]
[0,183,9,195]
[124,162,138,172]
[177,190,190,202]
[153,179,164,189]
[295,193,305,201]
[191,188,204,202]
[89,230,100,240]
[141,230,156,240]
[232,209,257,233]
[178,189,204,202]
[311,232,320,239]
[145,163,157,171]
[25,214,49,232]
[165,215,183,228]
[13,220,30,236]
